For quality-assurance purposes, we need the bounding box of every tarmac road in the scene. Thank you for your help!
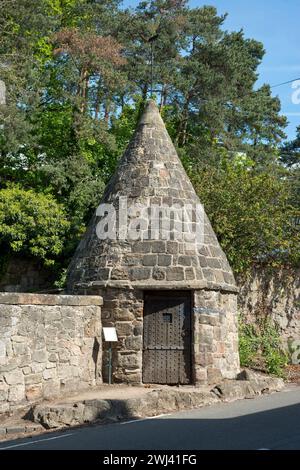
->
[0,386,300,450]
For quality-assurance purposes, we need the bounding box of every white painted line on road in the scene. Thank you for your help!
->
[0,433,74,450]
[120,414,171,425]
[153,414,171,418]
[0,412,179,449]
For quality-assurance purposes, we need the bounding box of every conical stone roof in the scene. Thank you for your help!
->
[67,100,236,292]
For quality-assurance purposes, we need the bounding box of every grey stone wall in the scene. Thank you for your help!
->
[238,267,300,348]
[193,290,240,384]
[93,287,143,384]
[0,293,102,413]
[0,256,56,293]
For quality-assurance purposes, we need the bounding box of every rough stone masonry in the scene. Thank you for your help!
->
[0,293,102,413]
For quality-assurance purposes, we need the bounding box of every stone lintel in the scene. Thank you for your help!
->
[0,292,103,306]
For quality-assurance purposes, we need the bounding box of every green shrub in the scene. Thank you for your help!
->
[239,317,288,378]
[239,322,260,367]
[0,185,70,266]
[54,267,67,289]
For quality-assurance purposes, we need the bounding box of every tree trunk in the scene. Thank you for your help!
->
[176,92,191,147]
[78,69,89,114]
[95,78,102,120]
[141,83,148,103]
[159,85,168,111]
[104,99,111,123]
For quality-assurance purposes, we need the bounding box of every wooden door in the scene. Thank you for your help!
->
[143,291,192,384]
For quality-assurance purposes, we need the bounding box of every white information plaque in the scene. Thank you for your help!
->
[103,327,118,342]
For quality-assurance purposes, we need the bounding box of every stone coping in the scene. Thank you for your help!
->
[0,292,103,306]
[76,280,239,294]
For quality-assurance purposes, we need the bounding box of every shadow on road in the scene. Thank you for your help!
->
[1,399,300,450]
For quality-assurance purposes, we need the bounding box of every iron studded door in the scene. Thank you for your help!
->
[143,291,192,384]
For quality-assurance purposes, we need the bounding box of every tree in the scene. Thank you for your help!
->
[280,126,300,225]
[0,1,55,155]
[170,9,287,161]
[191,154,300,273]
[52,27,126,117]
[0,0,126,230]
[280,125,300,167]
[118,0,188,103]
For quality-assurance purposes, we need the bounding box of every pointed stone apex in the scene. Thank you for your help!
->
[139,99,164,127]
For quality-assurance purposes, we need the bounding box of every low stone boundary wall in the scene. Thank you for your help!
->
[238,267,300,348]
[0,293,103,413]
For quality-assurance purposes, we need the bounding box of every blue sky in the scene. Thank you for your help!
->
[123,0,300,140]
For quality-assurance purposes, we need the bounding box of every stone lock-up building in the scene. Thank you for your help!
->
[67,100,240,385]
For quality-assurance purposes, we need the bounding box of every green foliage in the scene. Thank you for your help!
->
[191,154,300,273]
[239,317,288,377]
[280,127,300,220]
[54,267,67,289]
[239,322,260,367]
[0,185,70,266]
[110,97,144,154]
[280,125,300,167]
